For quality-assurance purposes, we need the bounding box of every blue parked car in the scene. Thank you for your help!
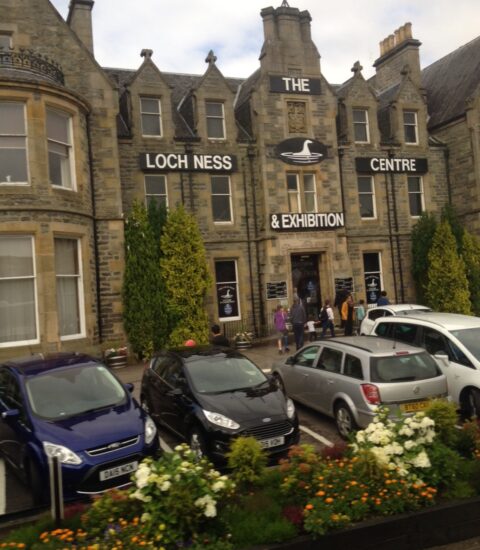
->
[0,353,159,504]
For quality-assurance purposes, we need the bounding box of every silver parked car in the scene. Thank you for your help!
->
[359,304,431,335]
[271,336,448,438]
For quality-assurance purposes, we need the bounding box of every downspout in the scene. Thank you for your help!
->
[444,148,452,204]
[242,155,258,336]
[247,144,266,333]
[185,142,194,212]
[86,113,103,342]
[388,151,405,303]
[338,147,346,221]
[384,170,399,304]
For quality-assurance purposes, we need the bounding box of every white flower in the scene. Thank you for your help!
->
[212,480,226,492]
[130,489,152,502]
[205,502,217,517]
[410,450,431,468]
[404,440,417,450]
[141,512,151,523]
[159,480,171,491]
[134,463,151,489]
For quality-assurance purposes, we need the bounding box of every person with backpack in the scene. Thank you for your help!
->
[319,299,335,338]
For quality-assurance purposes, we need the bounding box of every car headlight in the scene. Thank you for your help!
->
[203,409,240,430]
[144,416,157,445]
[43,442,82,465]
[286,398,296,419]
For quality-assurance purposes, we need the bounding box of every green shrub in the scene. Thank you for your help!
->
[227,436,268,488]
[425,400,459,447]
[419,441,462,492]
[278,444,323,505]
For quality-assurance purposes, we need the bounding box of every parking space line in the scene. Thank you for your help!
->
[0,459,5,515]
[159,437,172,453]
[299,424,334,447]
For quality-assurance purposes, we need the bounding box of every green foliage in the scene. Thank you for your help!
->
[426,220,471,313]
[419,441,462,491]
[226,436,268,488]
[441,204,464,254]
[455,418,480,458]
[123,200,166,359]
[462,231,480,316]
[160,204,212,346]
[424,400,459,447]
[411,212,437,304]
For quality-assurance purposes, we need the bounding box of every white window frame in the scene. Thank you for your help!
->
[287,173,318,213]
[206,101,226,140]
[145,174,168,208]
[0,101,29,185]
[55,237,85,340]
[47,108,75,190]
[353,109,370,143]
[0,235,39,348]
[303,173,317,213]
[140,97,163,137]
[357,176,377,219]
[0,33,12,49]
[211,175,233,224]
[215,259,241,322]
[407,175,424,217]
[403,110,418,144]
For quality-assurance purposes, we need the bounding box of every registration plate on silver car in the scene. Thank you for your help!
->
[99,460,138,481]
[260,436,285,449]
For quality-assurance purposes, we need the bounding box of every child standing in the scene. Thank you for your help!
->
[306,315,317,341]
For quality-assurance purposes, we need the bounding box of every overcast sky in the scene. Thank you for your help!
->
[50,0,480,84]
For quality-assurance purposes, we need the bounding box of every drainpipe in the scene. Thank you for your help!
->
[388,151,405,303]
[444,148,452,205]
[86,113,103,342]
[337,147,347,220]
[184,143,194,212]
[384,169,399,304]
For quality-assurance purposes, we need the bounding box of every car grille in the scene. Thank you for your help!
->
[242,420,294,441]
[86,436,139,457]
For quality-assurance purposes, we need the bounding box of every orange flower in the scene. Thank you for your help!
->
[305,503,314,510]
[316,490,326,497]
[325,497,334,504]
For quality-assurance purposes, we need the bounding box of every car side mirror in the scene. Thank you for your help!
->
[1,409,19,420]
[434,353,449,365]
[125,382,134,393]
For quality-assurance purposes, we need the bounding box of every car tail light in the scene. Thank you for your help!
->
[361,383,381,405]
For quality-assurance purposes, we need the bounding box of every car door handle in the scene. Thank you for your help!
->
[327,379,334,384]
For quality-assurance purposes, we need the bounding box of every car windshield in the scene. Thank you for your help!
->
[26,363,127,420]
[186,355,267,393]
[450,327,480,361]
[370,352,441,383]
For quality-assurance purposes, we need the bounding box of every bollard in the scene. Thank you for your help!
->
[48,455,64,526]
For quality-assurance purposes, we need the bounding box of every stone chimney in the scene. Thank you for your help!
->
[67,0,94,55]
[373,22,421,92]
[259,4,320,75]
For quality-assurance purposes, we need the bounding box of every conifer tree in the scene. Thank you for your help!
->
[411,212,437,304]
[441,204,464,254]
[426,220,471,314]
[462,231,480,316]
[160,205,212,346]
[123,201,163,359]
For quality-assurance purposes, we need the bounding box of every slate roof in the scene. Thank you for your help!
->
[422,35,480,130]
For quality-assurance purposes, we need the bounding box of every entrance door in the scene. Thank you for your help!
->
[291,254,321,320]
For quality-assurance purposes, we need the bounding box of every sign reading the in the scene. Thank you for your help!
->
[266,281,288,300]
[140,153,237,173]
[270,212,344,232]
[355,157,428,174]
[269,76,321,95]
[275,138,328,166]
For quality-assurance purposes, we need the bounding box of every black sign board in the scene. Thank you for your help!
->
[275,138,328,166]
[217,284,239,319]
[270,212,344,232]
[355,157,428,174]
[269,75,321,95]
[140,153,237,173]
[266,281,288,300]
[334,277,354,294]
[364,274,381,304]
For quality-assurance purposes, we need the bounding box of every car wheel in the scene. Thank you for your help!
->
[27,459,47,506]
[463,388,480,420]
[189,427,207,460]
[273,374,286,394]
[334,402,357,439]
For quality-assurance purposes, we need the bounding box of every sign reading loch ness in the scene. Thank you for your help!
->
[276,138,328,166]
[140,153,237,172]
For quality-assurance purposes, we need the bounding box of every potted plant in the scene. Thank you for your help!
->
[102,342,128,369]
[233,330,254,350]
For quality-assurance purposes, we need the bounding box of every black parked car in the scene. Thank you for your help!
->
[140,346,299,463]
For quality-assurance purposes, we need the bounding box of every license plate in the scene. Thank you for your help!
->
[99,461,138,481]
[400,401,430,413]
[260,436,285,449]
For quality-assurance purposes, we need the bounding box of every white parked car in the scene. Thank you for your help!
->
[360,304,431,335]
[371,312,480,418]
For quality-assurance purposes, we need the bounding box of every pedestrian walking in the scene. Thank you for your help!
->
[320,299,335,337]
[341,294,355,336]
[355,299,366,334]
[377,291,390,306]
[290,296,307,350]
[274,305,290,353]
[306,315,317,342]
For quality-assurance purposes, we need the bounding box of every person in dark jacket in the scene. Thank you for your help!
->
[211,324,230,347]
[290,297,307,350]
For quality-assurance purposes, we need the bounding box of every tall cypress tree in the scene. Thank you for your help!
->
[411,212,437,304]
[426,220,471,314]
[441,204,464,254]
[462,231,480,316]
[160,205,212,346]
[123,201,163,359]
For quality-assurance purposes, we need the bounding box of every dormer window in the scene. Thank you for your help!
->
[403,111,418,144]
[353,109,370,143]
[206,101,225,139]
[140,97,163,137]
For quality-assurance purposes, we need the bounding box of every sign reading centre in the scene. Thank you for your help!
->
[356,157,428,174]
[140,153,237,173]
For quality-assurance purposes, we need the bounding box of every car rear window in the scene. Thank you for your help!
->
[370,352,441,383]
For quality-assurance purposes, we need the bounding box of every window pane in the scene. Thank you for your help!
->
[141,98,160,114]
[408,177,421,193]
[142,113,161,135]
[49,148,72,188]
[206,103,223,117]
[359,194,374,218]
[145,175,166,195]
[304,193,316,212]
[353,110,367,123]
[287,174,298,191]
[405,125,417,143]
[0,279,36,343]
[55,239,78,275]
[212,196,231,222]
[409,194,423,216]
[215,260,236,282]
[56,277,80,336]
[0,236,33,277]
[303,174,315,192]
[47,110,69,144]
[207,118,224,138]
[0,103,25,134]
[357,176,372,193]
[0,146,28,182]
[211,176,229,194]
[363,252,380,272]
[403,112,416,124]
[146,195,167,208]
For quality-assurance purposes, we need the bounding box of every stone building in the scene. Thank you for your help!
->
[0,0,478,359]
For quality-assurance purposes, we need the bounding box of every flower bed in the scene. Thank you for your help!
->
[3,401,480,549]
